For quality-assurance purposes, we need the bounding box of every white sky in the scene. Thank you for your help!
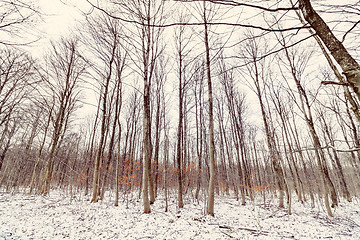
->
[35,0,98,121]
[37,0,90,43]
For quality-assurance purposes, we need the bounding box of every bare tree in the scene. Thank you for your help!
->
[112,55,125,205]
[81,13,125,203]
[202,0,216,216]
[99,54,125,201]
[104,0,166,213]
[0,48,37,172]
[276,38,338,216]
[0,0,40,45]
[152,57,167,198]
[29,97,54,194]
[219,55,250,205]
[268,84,304,203]
[41,38,87,195]
[193,60,205,201]
[173,13,194,208]
[240,33,288,209]
[316,106,351,202]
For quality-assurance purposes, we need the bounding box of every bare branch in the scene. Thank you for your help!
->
[86,0,309,32]
[321,81,349,86]
[175,0,299,12]
[341,20,360,42]
[294,145,360,153]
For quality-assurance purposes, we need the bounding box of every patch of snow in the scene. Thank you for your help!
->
[0,189,359,239]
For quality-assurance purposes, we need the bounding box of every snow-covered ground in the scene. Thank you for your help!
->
[0,189,359,239]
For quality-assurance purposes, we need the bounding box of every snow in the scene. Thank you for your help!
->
[0,189,359,239]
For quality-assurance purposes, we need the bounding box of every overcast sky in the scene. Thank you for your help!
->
[37,0,90,41]
[33,1,96,120]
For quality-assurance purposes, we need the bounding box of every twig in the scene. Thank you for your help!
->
[237,227,269,234]
[268,209,281,218]
[220,230,235,238]
[273,233,296,239]
[219,225,232,229]
[293,145,360,153]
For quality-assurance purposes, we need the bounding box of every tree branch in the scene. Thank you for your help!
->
[342,20,360,43]
[86,0,309,32]
[175,0,299,12]
[294,145,360,153]
[321,81,349,86]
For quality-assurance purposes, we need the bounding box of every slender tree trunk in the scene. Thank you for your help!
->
[153,93,161,198]
[163,105,169,212]
[91,82,112,202]
[176,44,184,208]
[114,122,121,206]
[142,78,152,213]
[194,70,203,201]
[203,3,216,216]
[318,111,351,202]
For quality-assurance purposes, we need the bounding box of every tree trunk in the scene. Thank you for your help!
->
[194,69,203,201]
[142,79,152,213]
[203,3,216,216]
[299,0,360,101]
[176,43,184,208]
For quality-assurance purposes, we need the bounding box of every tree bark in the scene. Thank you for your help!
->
[203,2,216,216]
[142,78,152,213]
[299,0,360,101]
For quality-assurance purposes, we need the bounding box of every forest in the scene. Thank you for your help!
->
[0,0,360,238]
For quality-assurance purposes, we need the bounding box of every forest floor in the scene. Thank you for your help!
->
[0,189,359,239]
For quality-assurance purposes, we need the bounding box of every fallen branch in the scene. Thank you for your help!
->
[219,225,232,229]
[268,209,281,218]
[293,145,360,153]
[237,227,269,234]
[220,230,235,238]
